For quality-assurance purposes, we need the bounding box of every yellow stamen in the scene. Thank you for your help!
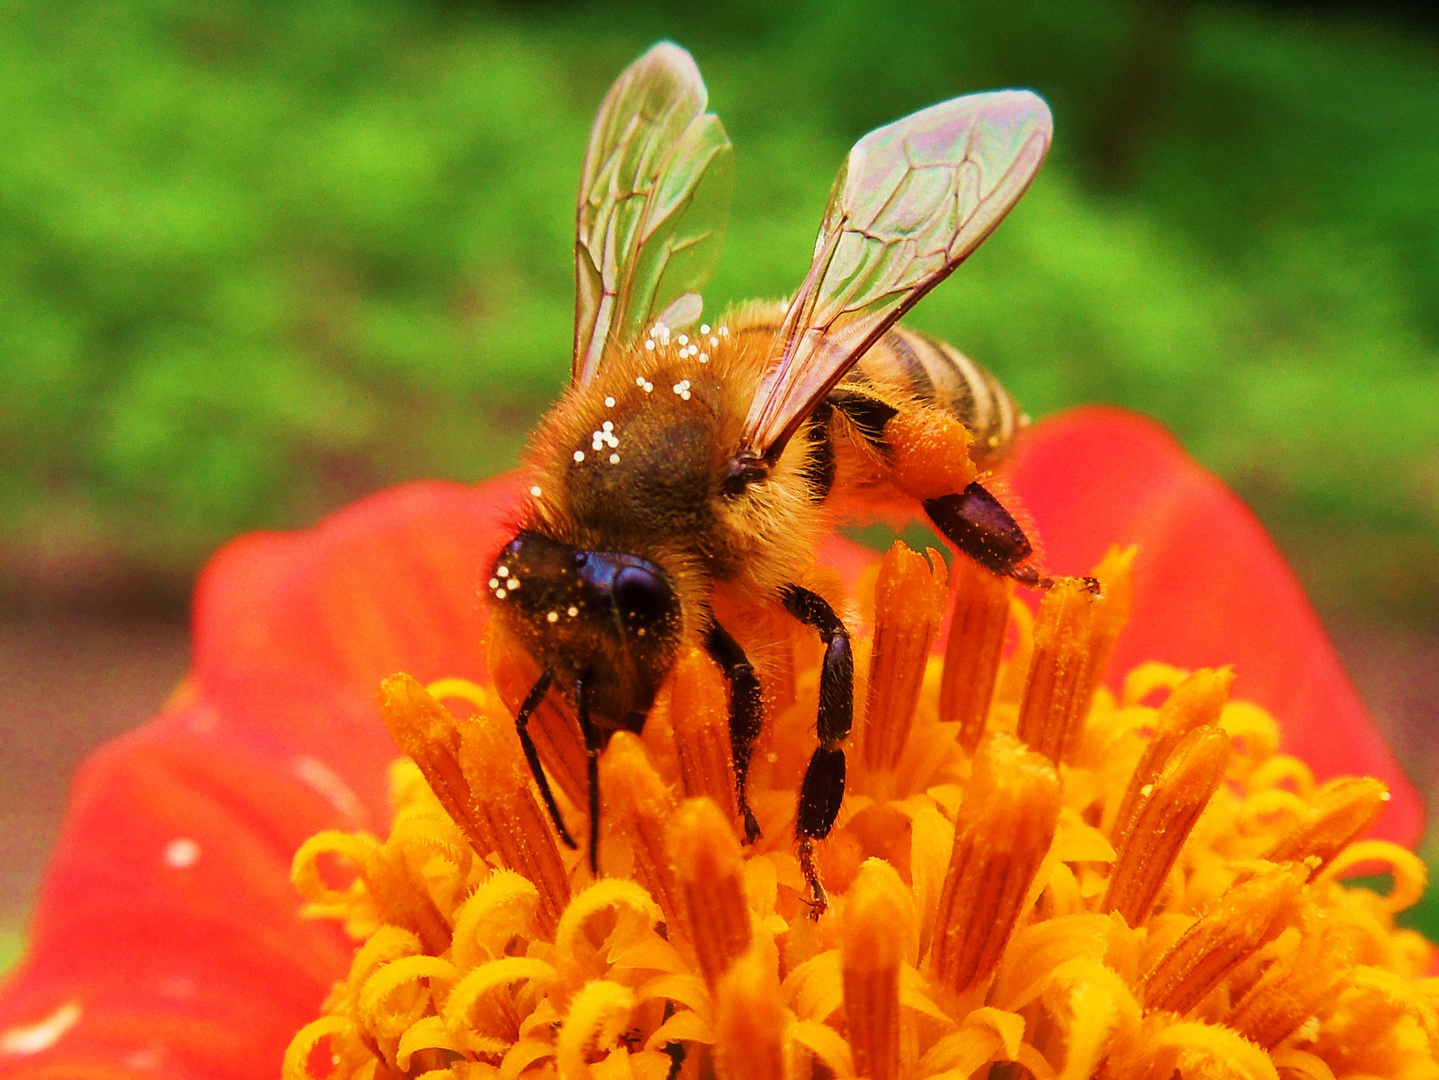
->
[939,551,1013,753]
[1103,724,1231,927]
[861,542,947,772]
[1109,666,1233,849]
[715,943,787,1080]
[598,731,686,948]
[1016,586,1097,763]
[1016,548,1134,764]
[1228,910,1349,1050]
[1143,862,1308,1015]
[841,860,907,1080]
[285,538,1433,1080]
[667,648,741,823]
[930,733,1061,997]
[1264,776,1390,877]
[669,797,752,989]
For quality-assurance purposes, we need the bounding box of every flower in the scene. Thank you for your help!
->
[0,407,1427,1080]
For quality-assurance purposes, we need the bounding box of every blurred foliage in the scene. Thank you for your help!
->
[0,0,1437,621]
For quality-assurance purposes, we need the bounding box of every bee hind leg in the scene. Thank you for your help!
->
[780,584,853,917]
[924,481,1100,593]
[705,622,764,844]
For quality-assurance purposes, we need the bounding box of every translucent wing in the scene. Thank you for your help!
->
[738,90,1051,462]
[573,43,734,385]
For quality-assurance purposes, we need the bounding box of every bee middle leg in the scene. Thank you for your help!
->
[704,621,764,844]
[780,584,853,916]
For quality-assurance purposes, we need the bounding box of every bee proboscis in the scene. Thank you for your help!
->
[490,42,1080,910]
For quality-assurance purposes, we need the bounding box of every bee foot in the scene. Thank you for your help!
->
[798,838,828,919]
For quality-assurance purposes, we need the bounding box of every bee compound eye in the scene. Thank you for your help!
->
[612,565,675,631]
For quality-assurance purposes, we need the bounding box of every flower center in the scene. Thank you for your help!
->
[283,543,1435,1080]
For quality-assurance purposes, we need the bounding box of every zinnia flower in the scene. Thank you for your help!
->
[0,407,1428,1080]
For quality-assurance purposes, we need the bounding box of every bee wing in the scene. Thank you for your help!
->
[739,90,1051,462]
[573,43,734,385]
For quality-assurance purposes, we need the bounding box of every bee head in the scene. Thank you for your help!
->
[489,530,683,731]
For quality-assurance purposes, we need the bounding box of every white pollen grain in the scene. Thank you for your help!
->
[488,577,499,589]
[496,566,509,577]
[164,837,201,868]
[699,352,709,363]
[709,336,719,347]
[1,1001,83,1055]
[506,578,520,589]
[700,323,710,334]
[529,484,542,497]
[567,606,579,617]
[645,340,655,351]
[604,396,616,407]
[677,334,688,345]
[602,421,613,431]
[609,453,620,464]
[574,450,585,462]
[494,587,507,600]
[546,611,559,623]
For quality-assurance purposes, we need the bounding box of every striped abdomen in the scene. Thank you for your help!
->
[843,325,1025,469]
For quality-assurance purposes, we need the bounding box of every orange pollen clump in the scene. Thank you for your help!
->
[283,540,1436,1080]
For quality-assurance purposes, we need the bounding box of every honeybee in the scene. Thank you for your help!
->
[490,42,1070,909]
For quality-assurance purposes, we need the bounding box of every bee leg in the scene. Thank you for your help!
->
[780,584,853,916]
[513,670,578,850]
[705,621,764,844]
[574,676,604,877]
[923,481,1100,592]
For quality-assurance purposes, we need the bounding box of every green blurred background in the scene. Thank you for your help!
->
[0,0,1436,959]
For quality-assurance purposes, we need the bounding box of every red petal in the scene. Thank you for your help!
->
[191,475,526,819]
[3,477,525,1077]
[0,706,354,1079]
[1007,406,1423,845]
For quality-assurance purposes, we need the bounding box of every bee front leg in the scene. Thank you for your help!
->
[705,621,764,844]
[780,584,853,916]
[924,481,1099,592]
[574,676,604,877]
[513,670,579,850]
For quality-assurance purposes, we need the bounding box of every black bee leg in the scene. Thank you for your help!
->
[574,676,604,876]
[780,584,853,916]
[924,481,1100,592]
[924,481,1037,581]
[705,621,764,844]
[513,670,578,850]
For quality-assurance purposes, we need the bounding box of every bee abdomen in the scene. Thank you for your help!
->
[848,326,1023,468]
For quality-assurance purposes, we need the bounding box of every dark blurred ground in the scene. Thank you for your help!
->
[0,614,190,960]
